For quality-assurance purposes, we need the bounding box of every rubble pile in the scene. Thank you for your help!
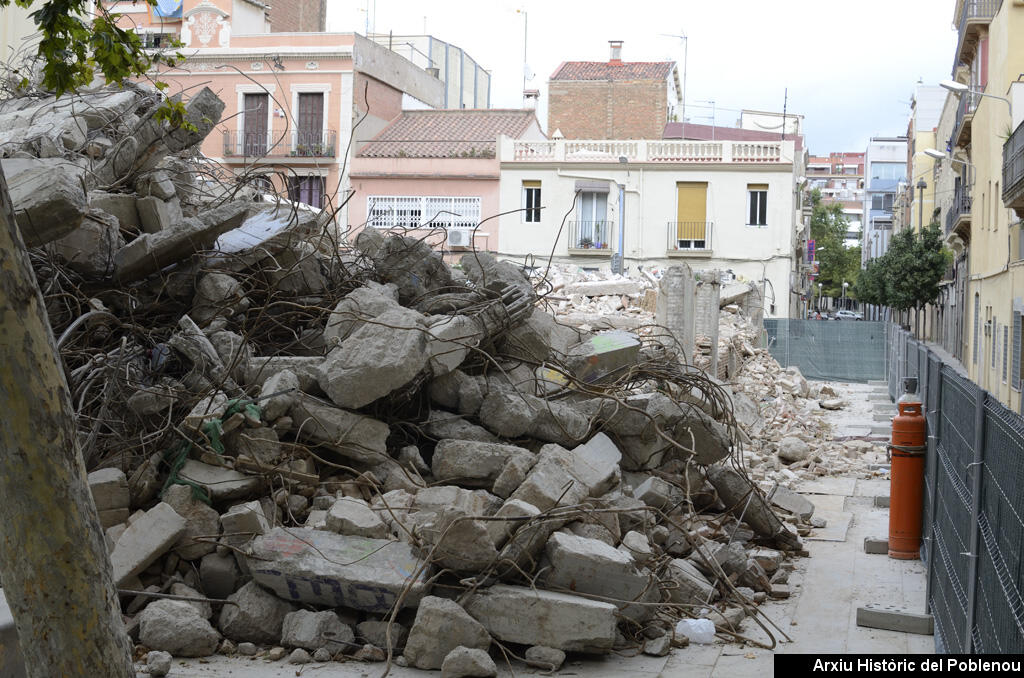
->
[8,85,818,673]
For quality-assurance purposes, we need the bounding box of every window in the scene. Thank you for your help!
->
[575,191,609,248]
[1013,311,1022,391]
[142,32,178,49]
[871,194,895,211]
[674,182,708,249]
[522,181,541,222]
[747,184,767,226]
[869,162,906,190]
[366,195,481,229]
[992,316,998,370]
[287,175,325,208]
[243,92,269,156]
[296,93,325,154]
[1003,324,1009,383]
[973,294,980,365]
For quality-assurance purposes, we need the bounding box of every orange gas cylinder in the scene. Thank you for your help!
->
[888,388,926,560]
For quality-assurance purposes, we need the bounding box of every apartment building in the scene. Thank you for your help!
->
[935,0,1024,412]
[546,41,681,139]
[347,108,544,257]
[495,131,805,319]
[113,1,490,229]
[862,137,908,263]
[805,151,865,246]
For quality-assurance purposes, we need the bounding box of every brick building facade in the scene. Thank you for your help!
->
[269,0,326,32]
[546,41,680,139]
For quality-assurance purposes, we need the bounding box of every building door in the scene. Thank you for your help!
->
[297,93,324,155]
[675,182,708,249]
[243,92,268,156]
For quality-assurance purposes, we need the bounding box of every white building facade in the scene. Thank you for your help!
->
[496,137,803,318]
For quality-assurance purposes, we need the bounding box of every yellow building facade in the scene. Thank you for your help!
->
[947,0,1024,412]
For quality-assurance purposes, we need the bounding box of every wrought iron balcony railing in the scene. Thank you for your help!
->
[567,220,613,251]
[667,221,713,252]
[223,129,337,158]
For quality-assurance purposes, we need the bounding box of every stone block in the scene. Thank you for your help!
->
[179,460,260,502]
[219,581,296,645]
[110,502,186,586]
[769,486,815,521]
[326,497,389,538]
[864,537,889,555]
[281,610,355,652]
[856,605,934,635]
[441,646,497,678]
[432,440,535,490]
[2,158,88,247]
[138,599,220,657]
[247,527,432,612]
[404,597,491,670]
[464,585,617,653]
[87,467,130,512]
[136,195,183,233]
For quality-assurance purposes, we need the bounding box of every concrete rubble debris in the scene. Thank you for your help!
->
[10,82,814,668]
[404,596,491,670]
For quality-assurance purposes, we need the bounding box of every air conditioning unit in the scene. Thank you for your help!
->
[447,228,473,247]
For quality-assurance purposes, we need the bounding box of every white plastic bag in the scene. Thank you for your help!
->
[675,618,716,644]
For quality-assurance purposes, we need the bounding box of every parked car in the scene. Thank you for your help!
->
[835,310,864,320]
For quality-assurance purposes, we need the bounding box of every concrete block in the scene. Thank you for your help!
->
[565,330,641,384]
[87,467,130,512]
[136,195,182,233]
[219,581,295,645]
[162,483,220,561]
[666,557,718,604]
[356,620,408,651]
[542,532,656,621]
[281,610,354,652]
[2,158,88,247]
[318,307,429,409]
[325,497,389,538]
[89,190,140,230]
[322,282,400,347]
[770,485,815,521]
[856,605,934,635]
[404,597,490,670]
[485,498,540,548]
[179,460,260,502]
[289,394,390,466]
[508,455,588,512]
[477,388,589,447]
[433,440,536,491]
[464,585,617,653]
[138,599,221,657]
[220,500,269,550]
[864,537,889,554]
[247,527,432,612]
[50,208,123,277]
[109,501,186,586]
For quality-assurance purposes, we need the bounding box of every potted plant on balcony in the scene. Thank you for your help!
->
[578,237,594,249]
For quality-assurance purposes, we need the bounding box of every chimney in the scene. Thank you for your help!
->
[609,40,623,64]
[523,89,539,110]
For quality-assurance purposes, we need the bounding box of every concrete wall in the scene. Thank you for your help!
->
[352,34,444,110]
[547,79,667,139]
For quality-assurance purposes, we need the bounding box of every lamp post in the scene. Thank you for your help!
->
[940,79,1013,119]
[817,282,823,312]
[842,281,849,310]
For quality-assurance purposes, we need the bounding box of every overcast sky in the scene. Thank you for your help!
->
[327,0,958,153]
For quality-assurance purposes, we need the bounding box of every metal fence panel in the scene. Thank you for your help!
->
[889,325,1024,654]
[763,319,887,382]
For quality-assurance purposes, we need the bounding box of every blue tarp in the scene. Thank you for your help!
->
[153,0,183,18]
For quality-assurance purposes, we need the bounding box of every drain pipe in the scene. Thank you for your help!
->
[615,182,625,274]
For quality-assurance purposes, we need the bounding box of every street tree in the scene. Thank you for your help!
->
[808,189,861,301]
[0,1,166,676]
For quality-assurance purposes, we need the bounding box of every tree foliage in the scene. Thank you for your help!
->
[1,0,191,127]
[855,221,950,312]
[808,189,861,298]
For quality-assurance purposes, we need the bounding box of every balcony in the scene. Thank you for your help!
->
[567,220,614,255]
[945,184,972,240]
[504,138,794,165]
[1002,120,1024,219]
[667,221,713,256]
[222,129,338,160]
[951,91,979,148]
[952,0,1000,75]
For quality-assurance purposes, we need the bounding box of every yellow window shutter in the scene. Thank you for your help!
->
[523,180,541,188]
[748,183,768,191]
[676,182,707,223]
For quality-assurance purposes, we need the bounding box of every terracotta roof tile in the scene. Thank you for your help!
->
[357,109,539,158]
[550,61,675,81]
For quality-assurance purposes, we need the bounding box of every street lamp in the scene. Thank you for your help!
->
[841,281,849,310]
[940,79,1013,118]
[916,178,927,231]
[817,282,823,312]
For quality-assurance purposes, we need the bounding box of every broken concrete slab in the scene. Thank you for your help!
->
[325,497,389,539]
[177,460,260,503]
[705,464,801,550]
[404,596,491,670]
[219,500,270,551]
[563,279,641,297]
[218,580,296,645]
[136,195,183,233]
[88,467,130,513]
[665,557,718,604]
[50,208,123,277]
[478,388,588,447]
[542,532,657,621]
[289,394,390,465]
[323,282,401,347]
[2,157,88,247]
[464,585,617,653]
[110,501,186,586]
[281,609,355,652]
[161,483,220,561]
[431,440,536,490]
[138,599,221,657]
[318,307,430,409]
[114,201,250,282]
[566,330,641,384]
[770,485,815,521]
[247,527,432,612]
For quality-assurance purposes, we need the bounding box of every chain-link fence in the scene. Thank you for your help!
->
[763,319,887,382]
[888,325,1024,653]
